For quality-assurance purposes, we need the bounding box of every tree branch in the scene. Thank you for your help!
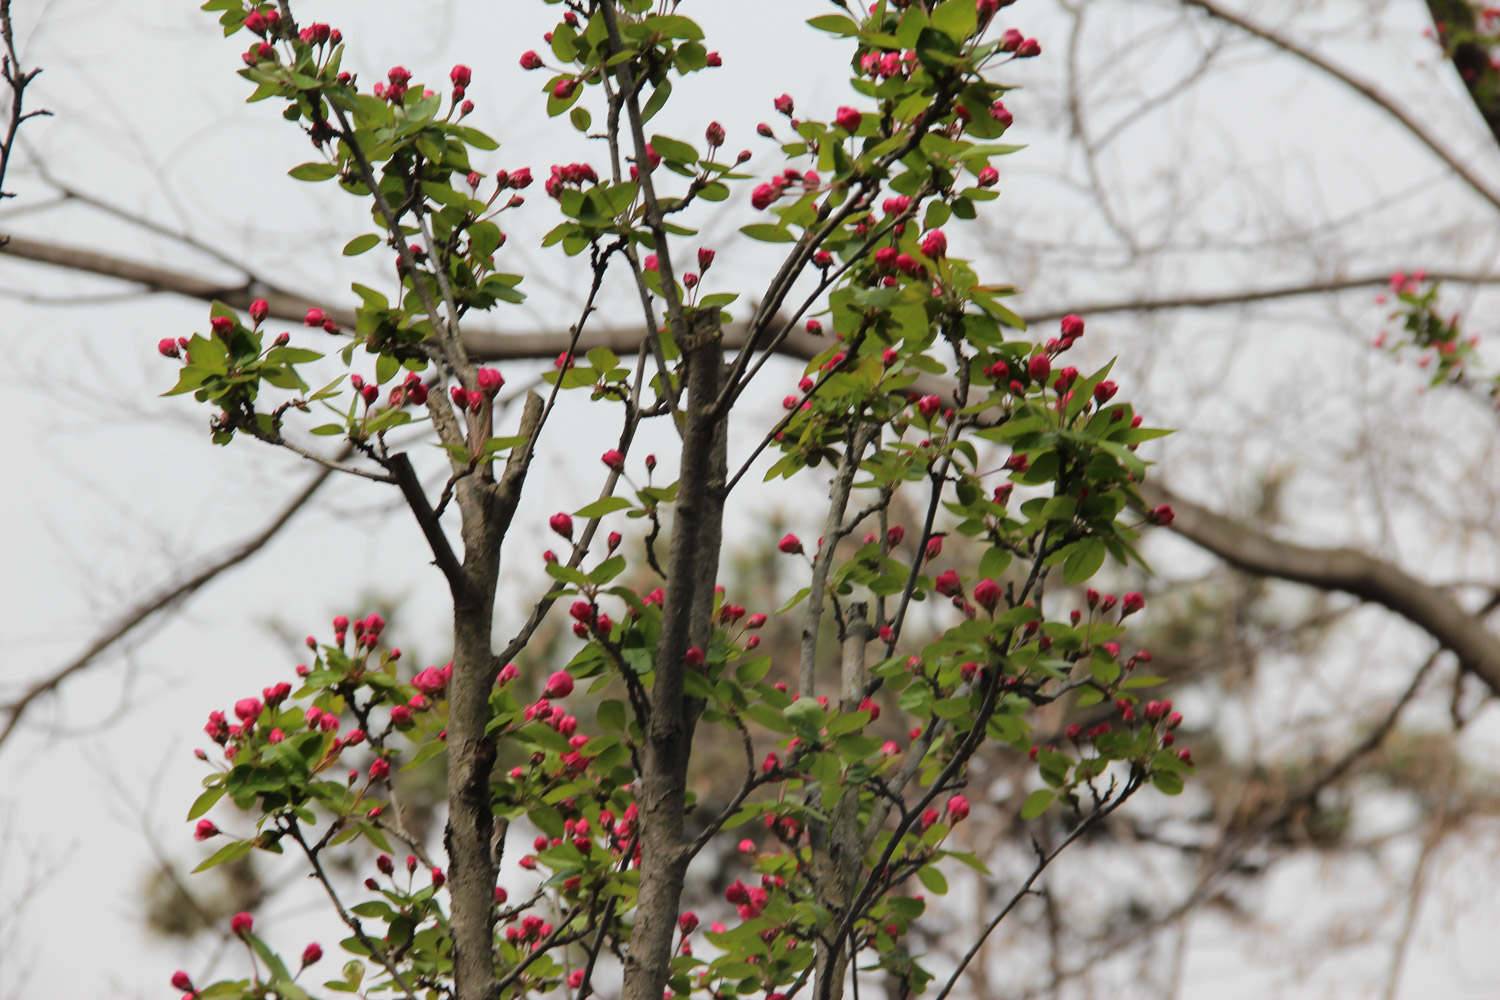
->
[0,458,337,752]
[1142,481,1500,695]
[1182,0,1500,214]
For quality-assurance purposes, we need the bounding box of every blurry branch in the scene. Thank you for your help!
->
[1023,643,1450,1000]
[8,232,1500,353]
[1423,0,1500,149]
[0,0,51,218]
[1182,0,1500,215]
[0,458,339,753]
[932,773,1145,1000]
[1141,481,1500,695]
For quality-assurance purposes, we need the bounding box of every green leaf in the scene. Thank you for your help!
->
[575,496,632,519]
[1152,771,1184,795]
[187,784,226,821]
[740,223,796,243]
[643,14,704,39]
[342,233,381,256]
[193,838,253,873]
[807,13,860,35]
[931,0,978,40]
[288,161,338,182]
[588,555,627,584]
[1020,788,1055,819]
[1060,538,1106,585]
[916,865,948,894]
[978,547,1012,579]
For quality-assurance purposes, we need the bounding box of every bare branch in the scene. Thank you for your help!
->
[0,459,338,752]
[1142,482,1500,695]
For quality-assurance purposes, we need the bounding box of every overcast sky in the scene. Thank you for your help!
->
[5,1,1500,997]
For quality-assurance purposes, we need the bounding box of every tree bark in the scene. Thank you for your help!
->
[621,312,727,1000]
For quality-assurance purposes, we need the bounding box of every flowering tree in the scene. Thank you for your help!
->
[157,1,1184,998]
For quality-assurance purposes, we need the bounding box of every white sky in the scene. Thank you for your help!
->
[5,0,1500,997]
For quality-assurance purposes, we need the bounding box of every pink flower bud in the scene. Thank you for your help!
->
[230,912,254,936]
[171,971,193,991]
[544,671,575,699]
[249,298,269,325]
[476,367,505,395]
[773,93,794,115]
[697,247,716,271]
[520,50,543,70]
[157,338,181,358]
[304,307,326,327]
[194,819,218,841]
[834,106,863,132]
[920,229,947,258]
[934,569,963,598]
[973,578,1000,612]
[549,512,574,539]
[778,533,804,555]
[946,794,970,822]
[977,165,999,187]
[450,64,472,88]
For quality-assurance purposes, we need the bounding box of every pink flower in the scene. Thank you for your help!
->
[990,100,1013,127]
[834,106,863,132]
[368,757,391,782]
[413,666,448,695]
[509,167,533,188]
[233,698,261,722]
[946,794,970,822]
[1121,592,1145,616]
[450,64,472,88]
[920,229,947,258]
[973,578,1001,612]
[544,671,575,699]
[1060,314,1085,339]
[476,367,505,395]
[230,911,254,936]
[1093,380,1117,404]
[778,533,804,555]
[751,183,777,210]
[194,819,218,841]
[934,570,963,598]
[1027,354,1051,382]
[773,93,794,115]
[917,394,941,419]
[549,512,574,539]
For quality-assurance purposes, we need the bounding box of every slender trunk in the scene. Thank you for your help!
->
[447,393,542,1000]
[811,603,873,1000]
[622,313,726,1000]
[447,475,504,1000]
